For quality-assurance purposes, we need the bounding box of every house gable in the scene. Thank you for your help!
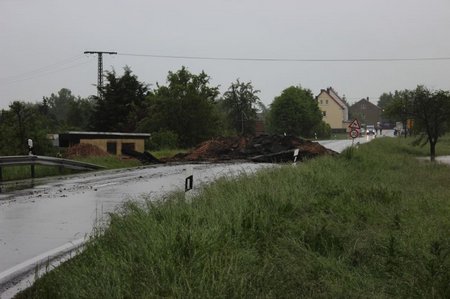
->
[349,98,382,126]
[316,87,349,129]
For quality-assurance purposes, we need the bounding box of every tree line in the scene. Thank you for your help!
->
[378,86,450,161]
[2,65,448,159]
[0,66,331,156]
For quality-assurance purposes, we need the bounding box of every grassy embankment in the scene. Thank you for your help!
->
[0,157,138,181]
[16,137,450,298]
[0,149,187,181]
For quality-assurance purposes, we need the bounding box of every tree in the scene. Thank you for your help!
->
[43,88,94,131]
[268,86,322,137]
[0,101,53,155]
[378,92,396,111]
[410,86,450,161]
[385,86,450,161]
[220,79,263,135]
[66,97,95,130]
[44,88,76,124]
[91,67,149,132]
[384,89,412,137]
[139,67,223,147]
[378,91,403,126]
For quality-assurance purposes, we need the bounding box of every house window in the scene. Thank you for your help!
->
[326,100,329,104]
[320,100,323,104]
[107,142,117,155]
[322,111,327,117]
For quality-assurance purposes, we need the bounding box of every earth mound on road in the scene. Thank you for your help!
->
[64,143,110,158]
[167,135,336,163]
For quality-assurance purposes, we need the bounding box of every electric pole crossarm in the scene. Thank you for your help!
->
[84,51,117,96]
[84,51,117,55]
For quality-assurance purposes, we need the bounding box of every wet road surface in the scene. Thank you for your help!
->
[0,163,271,277]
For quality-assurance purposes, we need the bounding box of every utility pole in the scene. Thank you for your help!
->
[84,51,117,97]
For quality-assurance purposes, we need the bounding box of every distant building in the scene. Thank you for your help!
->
[57,131,151,155]
[316,87,349,130]
[349,98,382,126]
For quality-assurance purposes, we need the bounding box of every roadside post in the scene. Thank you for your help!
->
[27,139,33,155]
[185,166,193,199]
[293,149,299,166]
[348,119,361,146]
[28,139,35,178]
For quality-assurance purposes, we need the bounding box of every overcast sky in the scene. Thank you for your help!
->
[1,0,450,109]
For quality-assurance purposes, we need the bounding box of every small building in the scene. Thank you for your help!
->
[349,98,382,126]
[316,87,349,131]
[58,131,151,155]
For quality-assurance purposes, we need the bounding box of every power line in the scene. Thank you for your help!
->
[0,55,85,82]
[0,60,93,86]
[117,52,450,62]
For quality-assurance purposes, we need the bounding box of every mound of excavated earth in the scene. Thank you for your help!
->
[64,143,110,158]
[166,135,337,163]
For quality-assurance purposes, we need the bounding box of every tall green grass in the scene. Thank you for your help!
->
[16,138,450,298]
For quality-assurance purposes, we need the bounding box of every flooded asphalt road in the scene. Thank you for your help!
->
[0,163,272,277]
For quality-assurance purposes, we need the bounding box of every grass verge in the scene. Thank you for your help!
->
[73,156,141,169]
[0,157,141,182]
[150,148,188,160]
[0,165,74,181]
[16,137,450,298]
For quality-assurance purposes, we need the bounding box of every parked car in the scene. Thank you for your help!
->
[359,127,366,136]
[366,125,376,135]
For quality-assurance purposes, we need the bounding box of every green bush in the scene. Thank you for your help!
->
[313,121,332,138]
[147,130,179,150]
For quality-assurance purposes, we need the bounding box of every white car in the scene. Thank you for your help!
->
[366,125,376,135]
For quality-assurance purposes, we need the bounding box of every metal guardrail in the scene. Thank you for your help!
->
[0,155,105,181]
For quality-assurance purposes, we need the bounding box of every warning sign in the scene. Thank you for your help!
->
[348,119,361,130]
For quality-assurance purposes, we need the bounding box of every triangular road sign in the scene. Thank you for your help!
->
[348,119,361,129]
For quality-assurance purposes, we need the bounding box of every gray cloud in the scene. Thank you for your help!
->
[1,0,449,108]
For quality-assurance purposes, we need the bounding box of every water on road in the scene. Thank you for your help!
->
[0,163,270,275]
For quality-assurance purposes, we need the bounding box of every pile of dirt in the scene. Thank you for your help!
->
[245,134,336,162]
[64,143,110,158]
[169,135,336,163]
[121,148,162,164]
[179,136,250,161]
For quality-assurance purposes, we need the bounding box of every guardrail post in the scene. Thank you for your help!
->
[31,165,35,178]
[30,155,36,179]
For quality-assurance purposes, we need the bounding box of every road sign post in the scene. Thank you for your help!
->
[349,129,359,139]
[185,166,193,199]
[293,149,299,165]
[348,119,361,130]
[348,119,361,146]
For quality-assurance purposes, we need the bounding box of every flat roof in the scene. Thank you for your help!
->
[61,131,151,138]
